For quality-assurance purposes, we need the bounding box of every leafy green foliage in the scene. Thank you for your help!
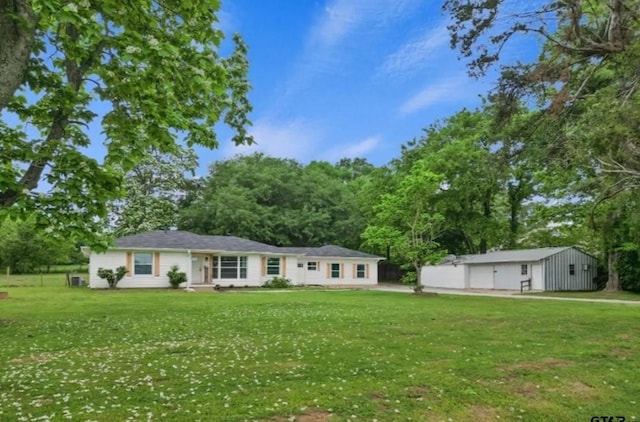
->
[166,265,187,289]
[443,0,640,290]
[0,217,83,273]
[0,0,253,246]
[179,153,367,249]
[262,276,292,289]
[96,266,127,289]
[363,160,448,291]
[110,148,198,236]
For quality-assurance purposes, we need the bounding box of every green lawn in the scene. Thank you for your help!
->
[1,287,638,421]
[1,272,89,288]
[524,290,640,301]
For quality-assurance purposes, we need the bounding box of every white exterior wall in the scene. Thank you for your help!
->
[257,255,298,285]
[297,258,379,286]
[531,263,543,290]
[90,250,189,289]
[92,250,378,288]
[468,264,495,289]
[420,264,466,289]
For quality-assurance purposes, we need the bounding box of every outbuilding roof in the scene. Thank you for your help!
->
[114,230,381,259]
[456,247,572,264]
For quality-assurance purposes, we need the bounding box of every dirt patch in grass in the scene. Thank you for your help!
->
[512,381,540,398]
[406,385,431,398]
[548,380,598,400]
[610,347,633,358]
[499,357,572,373]
[265,410,333,421]
[9,353,53,364]
[464,404,501,422]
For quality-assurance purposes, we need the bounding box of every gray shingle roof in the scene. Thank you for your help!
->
[279,245,381,259]
[115,230,280,253]
[114,231,382,259]
[456,247,572,264]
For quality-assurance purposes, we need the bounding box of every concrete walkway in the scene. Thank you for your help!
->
[370,284,640,305]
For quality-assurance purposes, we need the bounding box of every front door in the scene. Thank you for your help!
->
[191,257,202,284]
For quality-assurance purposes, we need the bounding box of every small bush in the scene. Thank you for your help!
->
[263,276,292,289]
[167,265,188,289]
[97,266,128,288]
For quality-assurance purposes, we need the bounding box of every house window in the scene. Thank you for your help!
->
[521,264,528,276]
[212,256,247,279]
[356,264,366,279]
[267,257,280,275]
[569,264,575,275]
[297,263,304,268]
[331,263,341,278]
[134,253,153,275]
[307,262,317,271]
[240,257,247,278]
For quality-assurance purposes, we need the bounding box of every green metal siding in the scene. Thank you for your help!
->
[543,248,598,291]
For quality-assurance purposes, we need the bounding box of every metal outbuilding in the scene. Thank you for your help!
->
[421,247,598,291]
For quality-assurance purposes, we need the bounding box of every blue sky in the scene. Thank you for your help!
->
[4,0,539,180]
[196,0,539,173]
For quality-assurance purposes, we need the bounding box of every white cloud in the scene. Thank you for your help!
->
[400,75,470,115]
[324,136,380,161]
[281,0,421,96]
[310,0,421,48]
[377,23,450,79]
[223,118,323,162]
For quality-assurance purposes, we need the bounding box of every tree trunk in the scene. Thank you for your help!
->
[413,262,423,293]
[604,250,621,291]
[0,0,36,111]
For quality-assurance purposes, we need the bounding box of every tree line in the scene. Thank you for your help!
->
[2,1,640,291]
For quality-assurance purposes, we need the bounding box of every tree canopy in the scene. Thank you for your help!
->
[178,153,368,249]
[0,0,252,245]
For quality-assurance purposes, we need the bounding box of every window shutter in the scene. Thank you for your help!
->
[326,263,330,278]
[352,264,356,278]
[282,256,287,276]
[261,257,266,277]
[340,263,344,278]
[365,264,370,279]
[154,253,160,276]
[126,252,132,277]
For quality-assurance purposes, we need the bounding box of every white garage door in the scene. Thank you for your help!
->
[493,264,523,290]
[469,265,494,289]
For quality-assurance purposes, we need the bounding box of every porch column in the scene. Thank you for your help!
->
[209,254,214,283]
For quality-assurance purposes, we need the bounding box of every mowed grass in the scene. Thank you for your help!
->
[2,272,89,288]
[526,290,640,301]
[1,287,639,421]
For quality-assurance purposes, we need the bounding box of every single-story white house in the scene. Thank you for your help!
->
[421,247,598,291]
[88,230,383,288]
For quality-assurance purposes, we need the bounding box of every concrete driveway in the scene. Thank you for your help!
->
[370,284,640,305]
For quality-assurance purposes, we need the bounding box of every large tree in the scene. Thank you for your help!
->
[179,153,368,248]
[362,159,447,292]
[0,0,252,244]
[444,0,640,290]
[110,148,198,237]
